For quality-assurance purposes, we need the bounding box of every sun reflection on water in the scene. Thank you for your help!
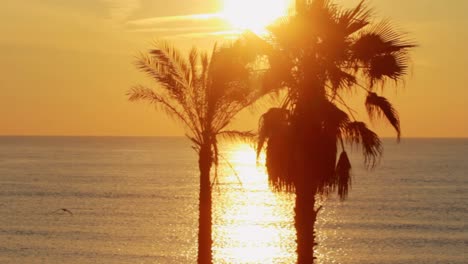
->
[213,143,295,263]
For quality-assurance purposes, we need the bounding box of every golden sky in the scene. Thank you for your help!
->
[0,0,467,137]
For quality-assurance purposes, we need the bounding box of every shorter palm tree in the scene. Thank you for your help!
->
[128,41,264,264]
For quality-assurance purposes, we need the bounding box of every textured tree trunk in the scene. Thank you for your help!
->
[293,140,319,264]
[292,126,319,264]
[294,190,318,264]
[293,82,324,264]
[197,143,213,264]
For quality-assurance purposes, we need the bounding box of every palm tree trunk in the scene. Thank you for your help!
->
[197,143,213,264]
[292,131,319,264]
[294,190,318,264]
[292,89,323,264]
[293,143,318,264]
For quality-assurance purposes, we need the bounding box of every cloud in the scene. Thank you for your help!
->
[126,13,233,37]
[128,28,240,39]
[127,26,226,33]
[155,30,242,40]
[103,0,140,22]
[127,13,223,26]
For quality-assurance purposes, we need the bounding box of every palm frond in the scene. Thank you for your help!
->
[135,54,185,92]
[257,108,289,158]
[239,31,274,57]
[150,45,203,132]
[256,108,293,192]
[127,85,199,137]
[217,130,256,144]
[368,53,410,85]
[187,134,201,149]
[262,50,294,94]
[188,47,198,86]
[205,40,278,135]
[316,126,339,196]
[339,0,373,35]
[266,129,293,192]
[335,151,352,199]
[344,121,382,168]
[323,101,350,132]
[327,65,357,93]
[145,44,190,91]
[352,20,415,86]
[151,42,191,81]
[136,46,198,126]
[352,21,416,61]
[316,101,350,189]
[365,92,400,140]
[212,139,219,168]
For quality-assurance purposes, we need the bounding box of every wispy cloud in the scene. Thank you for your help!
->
[103,0,140,22]
[128,26,226,33]
[163,30,242,39]
[125,12,234,37]
[127,13,224,26]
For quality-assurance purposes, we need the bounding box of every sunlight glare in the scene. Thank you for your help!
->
[212,143,295,262]
[222,0,290,35]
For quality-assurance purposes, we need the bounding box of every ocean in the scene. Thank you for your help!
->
[0,137,466,263]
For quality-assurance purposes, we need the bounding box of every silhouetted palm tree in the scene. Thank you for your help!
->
[254,0,415,263]
[128,42,263,264]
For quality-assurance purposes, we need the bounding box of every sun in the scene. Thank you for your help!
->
[222,0,290,35]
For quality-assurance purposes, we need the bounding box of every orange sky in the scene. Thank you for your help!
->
[0,0,467,137]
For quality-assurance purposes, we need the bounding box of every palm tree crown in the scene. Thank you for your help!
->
[256,0,415,198]
[129,42,262,155]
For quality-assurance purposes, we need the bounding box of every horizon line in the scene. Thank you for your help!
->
[0,135,467,139]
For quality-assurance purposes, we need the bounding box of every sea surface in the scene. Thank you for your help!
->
[0,137,466,264]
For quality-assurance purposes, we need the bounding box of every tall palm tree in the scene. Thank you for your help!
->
[253,0,415,263]
[128,42,263,264]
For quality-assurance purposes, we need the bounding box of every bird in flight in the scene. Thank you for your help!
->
[50,208,73,216]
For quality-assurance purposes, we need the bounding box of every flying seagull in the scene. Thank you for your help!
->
[50,208,73,216]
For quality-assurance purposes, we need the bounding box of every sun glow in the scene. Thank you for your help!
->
[212,144,295,262]
[222,0,291,35]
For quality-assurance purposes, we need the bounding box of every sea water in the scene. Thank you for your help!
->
[0,137,466,263]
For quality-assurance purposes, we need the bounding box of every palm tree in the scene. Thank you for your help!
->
[253,0,416,263]
[128,42,263,264]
